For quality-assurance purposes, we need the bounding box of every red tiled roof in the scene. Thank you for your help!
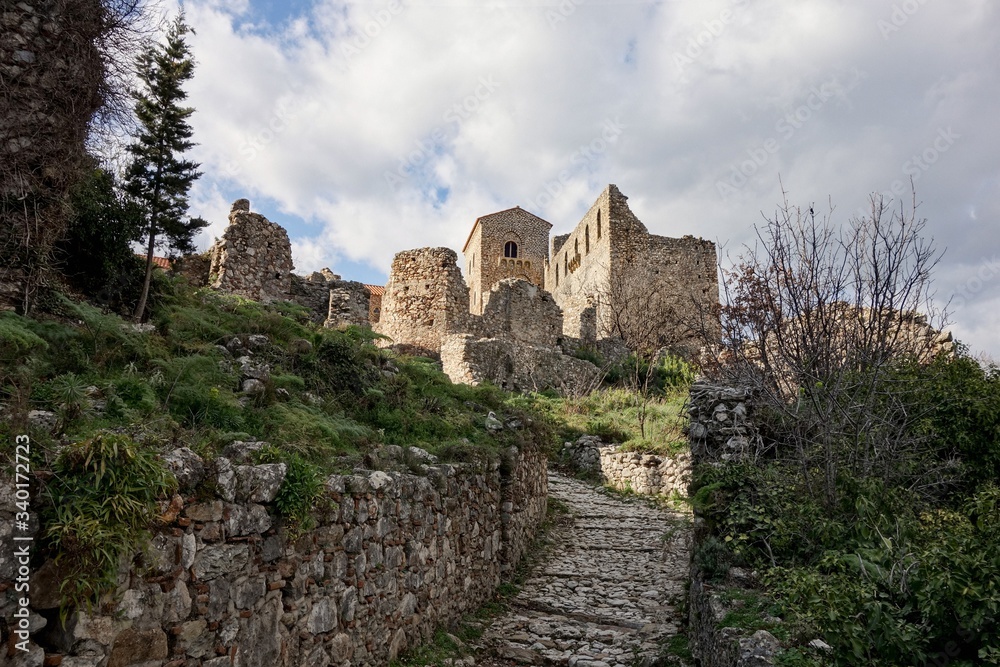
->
[136,254,173,269]
[364,284,385,297]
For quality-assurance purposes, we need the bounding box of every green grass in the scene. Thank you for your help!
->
[516,386,690,455]
[0,281,564,612]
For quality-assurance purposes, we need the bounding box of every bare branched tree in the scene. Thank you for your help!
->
[707,187,952,504]
[597,262,696,438]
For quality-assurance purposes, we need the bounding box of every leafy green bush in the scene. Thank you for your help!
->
[42,433,175,612]
[255,446,327,532]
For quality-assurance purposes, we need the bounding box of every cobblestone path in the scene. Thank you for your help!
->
[477,470,691,666]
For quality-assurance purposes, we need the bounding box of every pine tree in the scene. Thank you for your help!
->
[126,14,206,322]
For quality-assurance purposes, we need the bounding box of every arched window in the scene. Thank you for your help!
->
[574,239,579,255]
[597,210,602,239]
[556,264,559,286]
[585,225,590,254]
[504,241,518,258]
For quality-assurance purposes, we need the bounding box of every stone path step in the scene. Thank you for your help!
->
[477,470,691,666]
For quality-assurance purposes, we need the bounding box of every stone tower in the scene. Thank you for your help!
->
[374,248,469,356]
[462,207,551,315]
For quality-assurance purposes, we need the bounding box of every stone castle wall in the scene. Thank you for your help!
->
[209,200,294,303]
[374,248,469,356]
[2,444,548,667]
[540,185,718,349]
[478,278,563,348]
[543,189,614,341]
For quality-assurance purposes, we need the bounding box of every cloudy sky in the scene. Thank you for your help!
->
[164,0,997,356]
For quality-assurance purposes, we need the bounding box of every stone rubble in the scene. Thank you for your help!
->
[480,471,691,666]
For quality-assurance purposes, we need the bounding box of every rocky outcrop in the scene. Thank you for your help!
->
[2,444,548,666]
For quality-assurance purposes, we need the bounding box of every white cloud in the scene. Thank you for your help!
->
[177,0,1000,356]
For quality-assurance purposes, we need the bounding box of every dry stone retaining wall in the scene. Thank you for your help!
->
[562,435,691,497]
[686,381,778,667]
[1,444,548,667]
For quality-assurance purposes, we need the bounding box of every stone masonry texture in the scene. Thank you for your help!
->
[463,207,552,316]
[686,381,780,667]
[209,199,294,303]
[0,444,547,667]
[374,247,470,356]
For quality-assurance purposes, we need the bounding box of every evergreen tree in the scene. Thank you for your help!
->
[126,14,206,322]
[60,164,146,312]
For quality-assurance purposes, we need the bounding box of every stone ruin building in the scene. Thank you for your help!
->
[197,186,720,395]
[374,185,719,394]
[205,199,379,328]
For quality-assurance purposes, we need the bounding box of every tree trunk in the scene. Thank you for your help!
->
[132,222,156,322]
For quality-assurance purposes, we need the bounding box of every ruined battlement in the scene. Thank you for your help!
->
[199,187,718,394]
[373,247,470,357]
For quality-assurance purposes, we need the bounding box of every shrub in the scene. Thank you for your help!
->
[42,433,175,612]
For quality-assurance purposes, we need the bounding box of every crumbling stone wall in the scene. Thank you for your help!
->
[289,270,339,324]
[0,0,106,311]
[543,188,615,341]
[287,271,371,329]
[441,334,600,397]
[542,185,719,351]
[327,280,372,329]
[562,435,691,497]
[2,443,548,667]
[478,278,563,348]
[375,248,469,356]
[209,200,294,303]
[463,207,551,316]
[686,381,779,667]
